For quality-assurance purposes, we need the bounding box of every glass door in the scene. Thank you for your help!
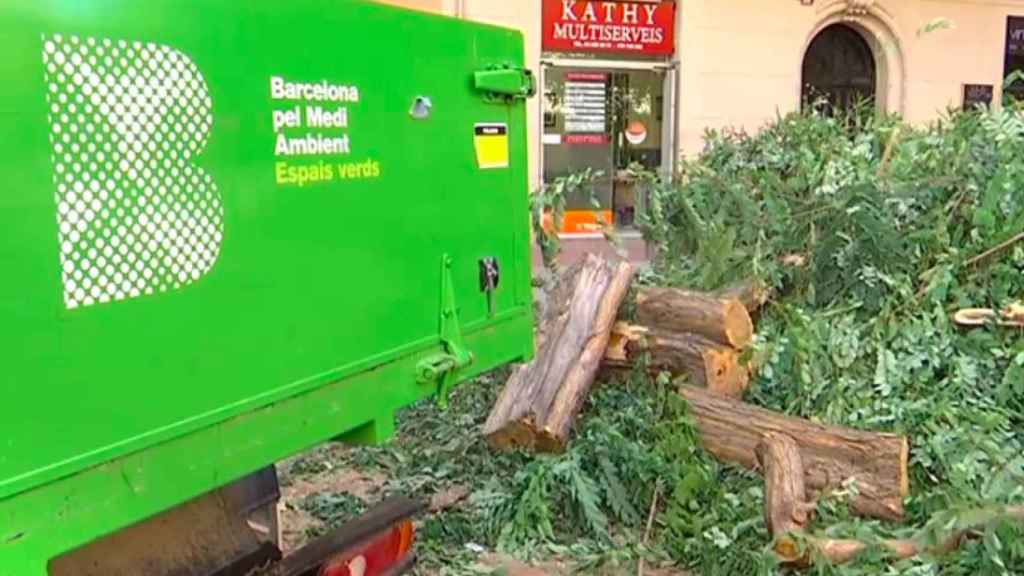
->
[542,65,668,234]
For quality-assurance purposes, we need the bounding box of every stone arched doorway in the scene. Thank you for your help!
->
[801,23,877,113]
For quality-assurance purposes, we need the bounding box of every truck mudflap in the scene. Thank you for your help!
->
[260,496,424,576]
[51,465,423,576]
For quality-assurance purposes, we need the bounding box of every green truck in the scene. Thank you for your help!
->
[0,1,535,574]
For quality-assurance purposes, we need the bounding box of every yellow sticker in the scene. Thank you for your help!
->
[474,123,509,169]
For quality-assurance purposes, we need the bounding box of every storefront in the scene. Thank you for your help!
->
[539,0,677,235]
[383,0,1024,254]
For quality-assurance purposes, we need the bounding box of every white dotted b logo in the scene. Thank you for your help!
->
[42,35,224,309]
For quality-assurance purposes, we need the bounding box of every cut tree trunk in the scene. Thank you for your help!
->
[680,386,909,521]
[637,329,749,398]
[716,278,772,315]
[605,324,749,398]
[636,287,753,349]
[483,254,634,452]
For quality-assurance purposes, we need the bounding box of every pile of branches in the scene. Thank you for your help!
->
[328,106,1024,576]
[623,106,1024,573]
[485,104,1024,574]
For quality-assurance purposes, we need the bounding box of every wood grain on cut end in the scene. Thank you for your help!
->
[486,419,541,452]
[701,345,749,398]
[898,436,911,497]
[721,298,754,348]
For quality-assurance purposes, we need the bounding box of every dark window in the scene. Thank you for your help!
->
[801,24,877,114]
[1005,17,1024,99]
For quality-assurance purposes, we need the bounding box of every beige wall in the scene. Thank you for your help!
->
[677,0,1020,154]
[372,0,444,12]
[376,0,1024,182]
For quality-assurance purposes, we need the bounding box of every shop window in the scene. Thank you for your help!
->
[542,67,667,233]
[540,0,677,235]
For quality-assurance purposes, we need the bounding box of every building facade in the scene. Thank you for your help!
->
[381,0,1024,244]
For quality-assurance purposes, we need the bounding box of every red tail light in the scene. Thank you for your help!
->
[319,520,415,576]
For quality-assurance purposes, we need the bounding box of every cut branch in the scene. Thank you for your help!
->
[953,304,1024,329]
[484,255,634,452]
[680,386,909,521]
[757,433,814,537]
[778,506,1024,567]
[755,430,1024,567]
[964,231,1024,268]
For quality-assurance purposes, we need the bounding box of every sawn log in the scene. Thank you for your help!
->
[680,386,909,521]
[483,254,634,452]
[757,433,814,538]
[636,287,753,349]
[605,323,749,398]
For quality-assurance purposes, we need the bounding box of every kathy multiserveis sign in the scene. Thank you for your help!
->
[542,0,677,57]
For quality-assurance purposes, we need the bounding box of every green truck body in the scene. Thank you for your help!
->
[0,1,534,572]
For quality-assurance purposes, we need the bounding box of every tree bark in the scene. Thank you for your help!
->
[605,325,749,398]
[483,255,634,452]
[639,329,749,398]
[680,386,909,521]
[757,433,814,537]
[716,278,772,315]
[636,287,753,349]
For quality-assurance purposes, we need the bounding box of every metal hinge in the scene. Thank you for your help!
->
[474,65,536,102]
[416,255,474,408]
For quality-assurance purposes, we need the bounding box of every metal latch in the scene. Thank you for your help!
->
[416,254,474,408]
[479,257,500,317]
[474,66,536,102]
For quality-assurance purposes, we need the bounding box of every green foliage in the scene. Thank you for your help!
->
[529,168,603,268]
[313,368,696,574]
[1004,71,1024,107]
[304,106,1024,575]
[301,491,368,531]
[633,105,1024,573]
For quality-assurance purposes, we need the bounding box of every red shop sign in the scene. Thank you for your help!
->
[542,0,677,57]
